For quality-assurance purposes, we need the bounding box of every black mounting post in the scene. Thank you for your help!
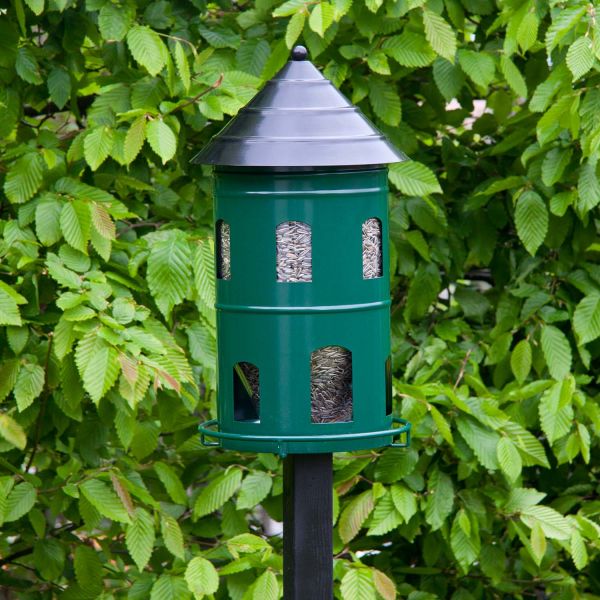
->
[283,453,333,600]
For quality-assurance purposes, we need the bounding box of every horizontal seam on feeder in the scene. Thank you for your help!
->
[215,299,391,314]
[243,107,359,113]
[213,136,388,142]
[217,188,384,196]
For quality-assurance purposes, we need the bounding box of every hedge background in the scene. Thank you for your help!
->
[1,0,600,597]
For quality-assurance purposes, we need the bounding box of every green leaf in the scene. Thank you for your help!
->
[540,325,572,380]
[390,484,417,522]
[423,9,457,63]
[147,231,192,318]
[430,404,454,445]
[173,42,191,92]
[14,363,45,412]
[84,127,114,171]
[451,510,480,572]
[573,294,600,344]
[237,471,272,510]
[285,12,305,49]
[273,0,305,17]
[185,557,219,597]
[60,200,91,254]
[4,153,45,204]
[99,3,132,41]
[36,195,63,246]
[124,116,147,165]
[308,2,334,37]
[367,50,390,75]
[539,382,572,444]
[0,414,27,450]
[496,436,522,482]
[368,78,401,126]
[154,462,188,505]
[382,32,436,67]
[577,158,600,214]
[151,575,191,600]
[193,467,243,519]
[500,55,527,98]
[127,26,168,76]
[510,339,532,384]
[545,6,586,54]
[16,47,43,84]
[0,360,19,402]
[33,539,65,581]
[504,487,546,513]
[0,287,24,327]
[521,505,571,540]
[339,490,374,543]
[198,24,241,49]
[126,508,155,571]
[75,333,120,403]
[566,36,594,80]
[367,492,402,535]
[389,161,441,195]
[456,416,500,470]
[80,479,131,523]
[5,482,36,522]
[433,58,464,100]
[514,190,548,256]
[161,514,185,560]
[541,147,572,187]
[458,49,495,88]
[425,468,453,531]
[47,68,71,109]
[571,529,588,570]
[24,0,44,15]
[530,520,546,565]
[146,119,177,164]
[74,545,103,596]
[517,11,538,52]
[340,568,376,600]
[372,569,396,600]
[91,202,116,240]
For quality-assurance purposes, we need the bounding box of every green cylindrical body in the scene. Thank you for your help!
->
[211,167,394,454]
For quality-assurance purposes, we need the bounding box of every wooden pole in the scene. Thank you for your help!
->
[283,453,333,600]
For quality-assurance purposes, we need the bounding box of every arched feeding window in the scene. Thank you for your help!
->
[233,362,260,421]
[362,217,382,279]
[276,221,312,282]
[311,346,352,423]
[216,220,231,280]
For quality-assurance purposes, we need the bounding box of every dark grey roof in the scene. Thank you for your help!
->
[191,46,406,168]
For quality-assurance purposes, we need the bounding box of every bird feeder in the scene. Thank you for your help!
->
[196,46,411,457]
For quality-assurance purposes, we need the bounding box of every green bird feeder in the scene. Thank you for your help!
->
[196,46,411,457]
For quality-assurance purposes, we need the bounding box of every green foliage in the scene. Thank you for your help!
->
[2,0,600,597]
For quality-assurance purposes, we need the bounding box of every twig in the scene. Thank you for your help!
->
[453,348,472,391]
[167,73,224,114]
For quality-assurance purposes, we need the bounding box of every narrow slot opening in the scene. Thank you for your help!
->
[216,220,231,280]
[276,221,312,282]
[362,217,383,279]
[233,362,259,422]
[311,346,353,423]
[386,356,392,415]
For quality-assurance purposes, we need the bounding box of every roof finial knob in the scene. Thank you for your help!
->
[292,45,308,61]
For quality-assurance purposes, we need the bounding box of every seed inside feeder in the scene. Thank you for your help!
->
[311,346,353,423]
[362,218,382,279]
[217,220,231,280]
[276,221,312,282]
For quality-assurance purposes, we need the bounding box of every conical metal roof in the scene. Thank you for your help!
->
[191,46,406,168]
